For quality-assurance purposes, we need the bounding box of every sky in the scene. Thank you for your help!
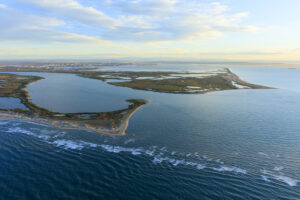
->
[0,0,300,62]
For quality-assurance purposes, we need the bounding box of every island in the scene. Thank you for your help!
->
[0,64,273,135]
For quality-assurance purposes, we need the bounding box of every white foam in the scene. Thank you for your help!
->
[7,127,31,135]
[213,166,247,174]
[52,140,85,150]
[261,169,298,186]
[0,120,9,125]
[7,127,66,141]
[274,175,298,187]
[160,147,167,152]
[258,152,269,157]
[124,138,135,145]
[215,159,224,164]
[153,156,169,164]
[185,161,198,167]
[273,166,284,171]
[196,164,206,170]
[4,126,256,178]
[100,144,143,155]
[151,155,206,169]
[23,121,51,127]
[261,176,270,182]
[52,140,98,150]
[145,150,155,156]
[172,159,185,166]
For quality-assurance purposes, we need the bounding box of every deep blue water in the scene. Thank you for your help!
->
[0,65,300,199]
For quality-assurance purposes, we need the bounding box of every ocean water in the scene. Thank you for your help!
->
[0,66,300,199]
[0,97,28,110]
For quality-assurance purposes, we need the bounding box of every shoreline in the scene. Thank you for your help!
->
[0,72,149,135]
[118,104,146,135]
[0,101,148,135]
[0,68,273,135]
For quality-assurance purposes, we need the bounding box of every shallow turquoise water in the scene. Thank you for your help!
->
[0,66,300,199]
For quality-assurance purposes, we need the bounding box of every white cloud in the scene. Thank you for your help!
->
[20,0,118,28]
[0,3,7,8]
[100,0,259,41]
[104,0,178,15]
[0,6,113,45]
[3,0,259,43]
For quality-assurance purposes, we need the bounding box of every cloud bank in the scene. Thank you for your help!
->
[0,0,258,43]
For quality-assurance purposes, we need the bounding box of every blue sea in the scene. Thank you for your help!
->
[0,65,300,199]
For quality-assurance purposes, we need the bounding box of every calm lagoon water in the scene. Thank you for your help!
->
[0,65,300,199]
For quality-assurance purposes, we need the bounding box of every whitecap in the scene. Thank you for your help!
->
[51,139,98,150]
[273,166,284,171]
[213,166,247,174]
[7,127,34,135]
[100,144,143,155]
[52,140,98,150]
[258,152,269,157]
[0,120,10,125]
[260,169,298,186]
[215,159,224,164]
[124,138,135,145]
[160,147,167,152]
[145,150,155,156]
[184,161,198,167]
[23,121,51,127]
[172,159,185,166]
[153,156,169,164]
[273,175,298,187]
[261,176,270,182]
[52,140,85,150]
[196,164,206,170]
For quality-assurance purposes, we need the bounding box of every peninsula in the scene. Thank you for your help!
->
[0,73,148,135]
[0,64,273,135]
[79,68,273,93]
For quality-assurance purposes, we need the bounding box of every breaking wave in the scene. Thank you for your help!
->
[212,166,247,174]
[3,121,299,187]
[261,169,299,187]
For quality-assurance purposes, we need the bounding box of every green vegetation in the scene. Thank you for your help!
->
[0,73,148,133]
[111,76,235,93]
[78,68,272,94]
[0,68,272,134]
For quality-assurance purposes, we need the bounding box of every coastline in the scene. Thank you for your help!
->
[118,104,146,135]
[0,68,273,135]
[0,72,149,135]
[0,101,148,135]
